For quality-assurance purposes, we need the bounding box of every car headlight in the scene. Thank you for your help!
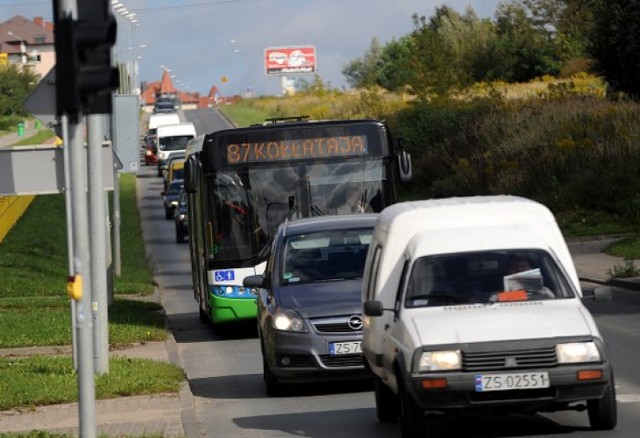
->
[556,342,601,363]
[272,308,308,332]
[178,214,187,221]
[417,350,461,372]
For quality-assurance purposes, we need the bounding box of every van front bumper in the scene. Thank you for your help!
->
[407,363,612,412]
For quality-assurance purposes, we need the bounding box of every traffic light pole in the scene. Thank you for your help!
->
[69,114,97,438]
[87,114,109,375]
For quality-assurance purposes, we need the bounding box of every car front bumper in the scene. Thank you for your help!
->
[406,363,612,413]
[265,329,368,383]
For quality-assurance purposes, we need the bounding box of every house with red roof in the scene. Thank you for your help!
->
[0,15,55,78]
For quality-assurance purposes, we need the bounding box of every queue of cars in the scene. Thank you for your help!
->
[147,115,616,433]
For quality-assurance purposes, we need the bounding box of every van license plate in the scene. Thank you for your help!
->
[329,341,362,355]
[475,372,550,392]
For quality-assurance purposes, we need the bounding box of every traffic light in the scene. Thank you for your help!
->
[54,0,119,120]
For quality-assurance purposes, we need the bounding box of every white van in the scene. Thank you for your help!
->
[155,122,196,176]
[361,196,616,436]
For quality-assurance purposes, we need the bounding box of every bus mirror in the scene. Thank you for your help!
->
[184,156,199,193]
[397,149,413,184]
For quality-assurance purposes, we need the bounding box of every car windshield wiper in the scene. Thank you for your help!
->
[408,293,471,305]
[310,205,325,216]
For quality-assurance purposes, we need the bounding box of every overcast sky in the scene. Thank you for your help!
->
[1,0,501,97]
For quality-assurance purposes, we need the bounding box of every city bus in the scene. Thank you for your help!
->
[183,117,412,328]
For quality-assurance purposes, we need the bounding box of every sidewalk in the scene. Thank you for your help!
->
[0,243,638,436]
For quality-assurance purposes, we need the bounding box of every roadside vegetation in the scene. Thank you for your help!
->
[12,129,56,146]
[0,174,182,411]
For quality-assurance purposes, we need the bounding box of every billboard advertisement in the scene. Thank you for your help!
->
[264,45,316,75]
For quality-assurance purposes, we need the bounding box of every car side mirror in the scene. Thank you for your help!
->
[243,274,266,289]
[581,285,613,301]
[364,300,384,317]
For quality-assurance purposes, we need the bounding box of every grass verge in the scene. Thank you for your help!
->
[0,172,182,411]
[12,130,55,146]
[0,355,184,410]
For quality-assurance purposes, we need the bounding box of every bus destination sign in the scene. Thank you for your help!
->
[226,135,368,164]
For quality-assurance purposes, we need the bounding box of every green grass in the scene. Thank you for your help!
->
[12,130,55,146]
[218,100,273,127]
[0,355,184,410]
[0,171,182,411]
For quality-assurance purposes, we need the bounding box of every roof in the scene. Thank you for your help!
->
[159,69,177,95]
[0,15,54,54]
[281,214,379,236]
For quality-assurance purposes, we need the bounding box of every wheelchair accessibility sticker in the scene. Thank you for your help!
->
[214,270,235,282]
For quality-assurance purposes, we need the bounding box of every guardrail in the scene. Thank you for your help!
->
[0,195,35,243]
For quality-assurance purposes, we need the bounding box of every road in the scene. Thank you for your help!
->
[137,108,640,437]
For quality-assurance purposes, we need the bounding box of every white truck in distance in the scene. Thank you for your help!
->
[361,196,616,437]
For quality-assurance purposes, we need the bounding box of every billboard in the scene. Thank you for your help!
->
[264,45,316,75]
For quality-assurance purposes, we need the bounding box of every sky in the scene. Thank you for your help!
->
[1,0,501,97]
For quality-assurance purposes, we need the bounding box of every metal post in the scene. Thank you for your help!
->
[113,170,121,276]
[62,115,78,370]
[87,114,109,374]
[55,0,97,435]
[69,119,97,438]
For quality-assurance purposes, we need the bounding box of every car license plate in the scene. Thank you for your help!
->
[329,341,362,355]
[475,371,550,392]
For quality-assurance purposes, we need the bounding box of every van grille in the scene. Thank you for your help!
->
[463,347,557,372]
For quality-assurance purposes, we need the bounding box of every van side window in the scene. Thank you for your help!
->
[396,259,410,313]
[366,245,382,301]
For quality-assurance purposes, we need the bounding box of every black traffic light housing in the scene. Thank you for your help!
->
[54,0,119,120]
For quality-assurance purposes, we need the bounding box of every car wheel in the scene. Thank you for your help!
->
[165,207,172,220]
[374,374,399,423]
[587,371,617,430]
[263,354,284,397]
[176,226,184,243]
[399,378,426,438]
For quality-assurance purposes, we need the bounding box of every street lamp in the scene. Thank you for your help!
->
[7,31,27,64]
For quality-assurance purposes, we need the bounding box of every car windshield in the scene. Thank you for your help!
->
[167,182,183,195]
[404,249,576,308]
[159,135,192,151]
[281,227,373,284]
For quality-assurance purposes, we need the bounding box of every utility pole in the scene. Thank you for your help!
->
[53,0,119,435]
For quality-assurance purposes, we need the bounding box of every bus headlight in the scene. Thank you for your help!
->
[556,342,601,363]
[417,350,461,372]
[273,308,308,332]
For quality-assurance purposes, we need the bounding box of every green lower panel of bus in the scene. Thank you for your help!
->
[209,294,257,324]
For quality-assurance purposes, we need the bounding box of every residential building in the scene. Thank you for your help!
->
[0,15,55,78]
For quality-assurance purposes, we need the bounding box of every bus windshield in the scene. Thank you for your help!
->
[207,160,390,263]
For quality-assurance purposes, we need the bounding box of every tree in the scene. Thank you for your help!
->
[587,0,640,98]
[342,37,384,89]
[0,65,39,116]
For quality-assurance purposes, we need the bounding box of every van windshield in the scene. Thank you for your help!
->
[159,135,193,151]
[404,249,576,308]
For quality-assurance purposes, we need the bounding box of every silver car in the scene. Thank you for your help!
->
[244,214,378,396]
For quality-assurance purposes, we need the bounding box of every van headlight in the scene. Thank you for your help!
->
[272,308,308,333]
[417,350,461,371]
[556,342,601,363]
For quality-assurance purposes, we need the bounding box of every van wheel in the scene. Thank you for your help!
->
[263,355,284,397]
[399,379,426,438]
[588,371,617,430]
[374,374,399,423]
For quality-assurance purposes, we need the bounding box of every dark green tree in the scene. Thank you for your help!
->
[0,65,38,116]
[494,1,562,81]
[587,0,640,98]
[342,37,384,89]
